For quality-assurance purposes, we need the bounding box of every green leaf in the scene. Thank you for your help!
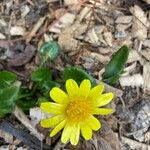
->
[0,86,19,117]
[62,67,96,85]
[39,41,60,60]
[102,74,120,85]
[39,81,57,92]
[31,68,52,82]
[16,98,36,113]
[0,71,17,89]
[102,45,129,85]
[37,97,49,106]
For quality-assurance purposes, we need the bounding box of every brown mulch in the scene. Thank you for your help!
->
[0,0,150,149]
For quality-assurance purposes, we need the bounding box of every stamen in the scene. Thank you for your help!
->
[65,98,92,122]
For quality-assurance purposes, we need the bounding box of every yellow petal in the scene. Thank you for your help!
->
[61,122,74,144]
[93,108,114,115]
[50,87,68,103]
[70,124,80,146]
[40,102,63,114]
[40,115,63,128]
[81,123,92,140]
[87,116,101,131]
[66,79,79,97]
[89,84,104,101]
[95,93,113,107]
[79,79,91,98]
[50,119,67,137]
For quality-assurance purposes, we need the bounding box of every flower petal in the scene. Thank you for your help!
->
[87,116,101,131]
[61,122,74,144]
[40,115,63,128]
[89,84,104,101]
[50,119,67,137]
[40,102,63,114]
[50,87,68,104]
[95,93,114,107]
[70,124,80,146]
[81,123,92,140]
[93,108,114,115]
[66,79,79,97]
[79,79,91,98]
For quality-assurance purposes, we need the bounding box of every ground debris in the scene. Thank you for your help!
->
[131,99,150,142]
[7,43,36,67]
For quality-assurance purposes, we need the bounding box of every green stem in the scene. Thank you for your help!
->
[17,56,49,100]
[39,55,49,68]
[16,93,32,100]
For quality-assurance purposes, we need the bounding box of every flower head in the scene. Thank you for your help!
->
[40,79,114,145]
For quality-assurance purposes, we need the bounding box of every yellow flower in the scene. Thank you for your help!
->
[40,79,114,145]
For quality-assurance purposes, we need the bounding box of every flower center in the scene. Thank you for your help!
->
[65,98,92,122]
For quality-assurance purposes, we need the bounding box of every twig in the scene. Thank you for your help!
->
[13,106,44,141]
[0,120,50,150]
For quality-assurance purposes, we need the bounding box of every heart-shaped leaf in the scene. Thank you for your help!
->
[0,86,19,117]
[0,71,17,89]
[39,41,60,60]
[63,67,96,85]
[31,68,52,82]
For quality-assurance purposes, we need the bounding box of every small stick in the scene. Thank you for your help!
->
[13,106,44,141]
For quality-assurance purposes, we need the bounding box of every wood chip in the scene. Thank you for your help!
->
[77,7,91,22]
[97,80,123,97]
[30,107,52,126]
[64,0,78,5]
[0,129,13,144]
[58,25,79,51]
[140,50,150,61]
[0,33,6,39]
[143,39,150,48]
[10,26,25,36]
[143,62,150,93]
[49,13,76,33]
[119,74,144,87]
[116,23,132,31]
[0,19,7,26]
[26,17,46,43]
[103,32,113,47]
[130,5,149,40]
[115,16,132,24]
[87,28,99,44]
[91,52,110,64]
[21,5,30,18]
[127,50,141,63]
[117,133,150,150]
[123,62,137,76]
